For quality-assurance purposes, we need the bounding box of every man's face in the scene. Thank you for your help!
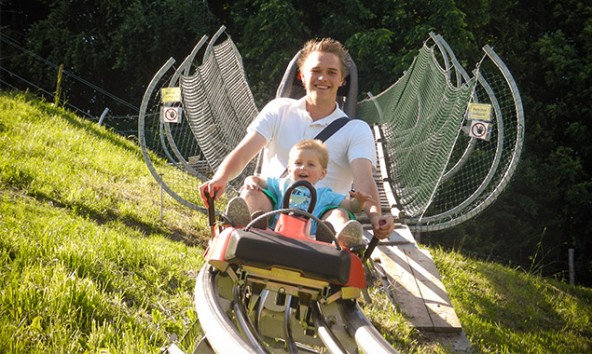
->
[300,51,344,103]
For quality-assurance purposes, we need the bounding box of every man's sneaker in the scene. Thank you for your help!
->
[336,220,364,248]
[225,197,251,227]
[315,220,336,243]
[250,210,269,230]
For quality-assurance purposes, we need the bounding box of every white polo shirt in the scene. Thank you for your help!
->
[247,97,376,195]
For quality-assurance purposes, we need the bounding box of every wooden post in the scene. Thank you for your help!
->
[54,64,64,105]
[568,248,575,285]
[160,173,164,222]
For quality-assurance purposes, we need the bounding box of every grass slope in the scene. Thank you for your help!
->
[0,92,208,353]
[1,92,591,353]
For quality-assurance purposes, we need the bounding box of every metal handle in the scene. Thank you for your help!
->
[362,237,379,263]
[205,191,217,237]
[281,180,317,215]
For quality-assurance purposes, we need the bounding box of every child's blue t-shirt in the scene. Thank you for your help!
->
[266,177,346,235]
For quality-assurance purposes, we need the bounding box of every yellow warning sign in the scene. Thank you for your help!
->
[160,87,182,103]
[467,103,492,122]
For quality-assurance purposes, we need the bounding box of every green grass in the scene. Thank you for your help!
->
[435,249,592,353]
[1,91,591,353]
[0,92,207,353]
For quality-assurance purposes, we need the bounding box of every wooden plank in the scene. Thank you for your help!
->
[402,247,462,332]
[362,227,415,246]
[390,224,416,244]
[375,245,434,329]
[366,225,462,332]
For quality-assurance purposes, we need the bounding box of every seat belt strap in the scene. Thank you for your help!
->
[313,117,350,142]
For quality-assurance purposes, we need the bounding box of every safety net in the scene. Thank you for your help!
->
[357,43,476,220]
[180,35,259,190]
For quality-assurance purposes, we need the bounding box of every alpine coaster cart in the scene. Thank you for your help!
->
[138,26,524,353]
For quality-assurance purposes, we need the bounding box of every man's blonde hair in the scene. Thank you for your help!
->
[290,139,329,169]
[297,38,350,78]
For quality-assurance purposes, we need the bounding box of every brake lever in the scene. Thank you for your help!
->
[362,219,386,262]
[205,191,217,238]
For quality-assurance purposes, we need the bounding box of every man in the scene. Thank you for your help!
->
[199,38,394,240]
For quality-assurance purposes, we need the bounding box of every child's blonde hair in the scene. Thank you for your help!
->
[290,139,329,169]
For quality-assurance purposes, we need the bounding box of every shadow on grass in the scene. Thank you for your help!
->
[28,189,206,248]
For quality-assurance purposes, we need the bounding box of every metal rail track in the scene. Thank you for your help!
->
[194,264,398,353]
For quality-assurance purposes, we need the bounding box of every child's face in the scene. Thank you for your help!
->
[288,148,327,185]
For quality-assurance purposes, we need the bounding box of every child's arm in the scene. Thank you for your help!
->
[243,175,267,191]
[339,190,376,213]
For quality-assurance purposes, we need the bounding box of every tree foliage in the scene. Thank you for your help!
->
[2,0,591,285]
[2,0,220,115]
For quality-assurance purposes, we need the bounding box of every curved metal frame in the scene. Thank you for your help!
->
[138,57,207,214]
[409,44,525,232]
[161,35,209,177]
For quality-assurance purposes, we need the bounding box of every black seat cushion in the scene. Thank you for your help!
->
[225,229,351,284]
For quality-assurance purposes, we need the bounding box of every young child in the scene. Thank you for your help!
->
[241,139,374,248]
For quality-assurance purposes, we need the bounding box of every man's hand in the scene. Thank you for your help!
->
[199,131,267,207]
[199,177,227,207]
[369,213,395,240]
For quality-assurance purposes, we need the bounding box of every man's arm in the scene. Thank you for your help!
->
[350,158,395,239]
[199,131,267,205]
